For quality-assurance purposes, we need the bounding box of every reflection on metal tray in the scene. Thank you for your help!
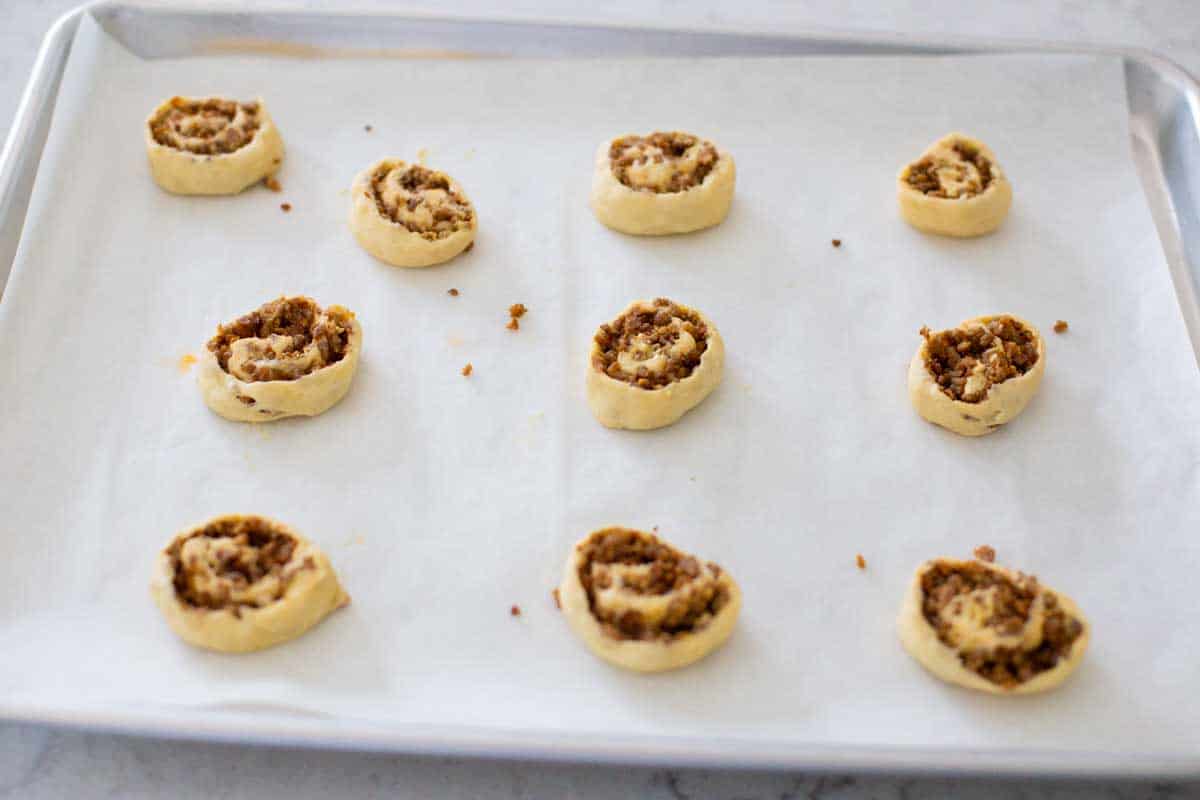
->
[1,2,1199,777]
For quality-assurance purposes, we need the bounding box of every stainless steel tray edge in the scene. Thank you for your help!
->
[2,2,1199,776]
[0,4,85,295]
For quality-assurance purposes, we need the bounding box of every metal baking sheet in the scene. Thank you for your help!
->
[2,3,1200,778]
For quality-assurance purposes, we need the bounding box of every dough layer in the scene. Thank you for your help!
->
[908,314,1044,436]
[590,132,735,235]
[151,514,349,653]
[558,526,741,672]
[587,298,724,430]
[897,553,1089,694]
[198,296,362,423]
[350,159,476,267]
[145,96,284,195]
[897,132,1012,237]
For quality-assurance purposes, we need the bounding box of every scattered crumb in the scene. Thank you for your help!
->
[364,124,373,132]
[652,525,659,533]
[832,238,842,248]
[461,363,473,377]
[506,317,520,331]
[509,303,527,319]
[263,176,281,192]
[510,604,521,617]
[551,588,561,610]
[417,147,429,165]
[1054,320,1069,334]
[177,353,197,374]
[280,203,292,213]
[448,288,459,297]
[855,553,867,570]
[974,545,996,563]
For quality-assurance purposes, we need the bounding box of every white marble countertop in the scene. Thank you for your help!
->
[2,1,1199,797]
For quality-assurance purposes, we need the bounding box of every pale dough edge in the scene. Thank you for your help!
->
[197,314,363,423]
[897,558,1090,695]
[144,97,285,196]
[907,314,1045,437]
[896,132,1012,238]
[557,531,742,673]
[348,161,476,268]
[589,140,736,236]
[585,301,725,431]
[150,520,349,654]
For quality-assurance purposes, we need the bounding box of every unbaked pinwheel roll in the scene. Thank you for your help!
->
[145,96,284,195]
[558,527,741,672]
[151,514,349,653]
[908,314,1044,436]
[350,159,477,267]
[897,133,1012,237]
[198,296,362,423]
[898,550,1089,694]
[587,298,724,430]
[590,131,735,235]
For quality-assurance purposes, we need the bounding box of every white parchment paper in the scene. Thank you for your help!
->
[1,13,1198,763]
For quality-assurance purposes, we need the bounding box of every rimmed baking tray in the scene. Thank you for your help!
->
[2,2,1199,778]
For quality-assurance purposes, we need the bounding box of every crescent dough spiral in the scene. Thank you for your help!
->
[586,298,725,430]
[898,551,1089,694]
[558,527,741,672]
[350,159,477,267]
[897,133,1012,237]
[145,96,284,195]
[590,131,736,235]
[198,296,362,423]
[908,314,1044,436]
[151,514,349,653]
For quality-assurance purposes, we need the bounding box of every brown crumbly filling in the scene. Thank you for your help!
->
[921,560,1084,688]
[168,516,311,610]
[206,296,353,382]
[592,298,710,390]
[149,97,261,156]
[974,545,997,563]
[905,140,994,198]
[577,527,730,642]
[609,131,719,193]
[369,163,474,240]
[509,303,527,319]
[920,316,1038,403]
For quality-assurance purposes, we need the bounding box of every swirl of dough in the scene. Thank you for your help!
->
[150,515,349,653]
[197,296,363,423]
[898,552,1089,694]
[586,298,725,430]
[349,159,477,267]
[558,527,741,672]
[897,132,1012,237]
[145,96,284,195]
[590,131,736,235]
[907,314,1044,437]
